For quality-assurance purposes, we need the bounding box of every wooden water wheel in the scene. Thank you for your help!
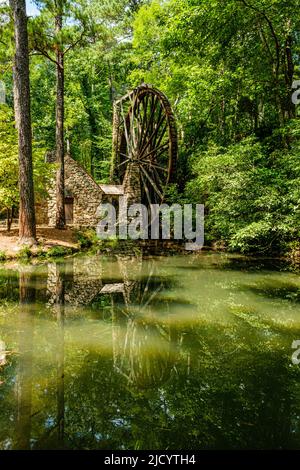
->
[111,84,177,205]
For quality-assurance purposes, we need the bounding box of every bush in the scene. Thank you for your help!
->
[76,229,99,249]
[229,221,279,254]
[17,246,32,260]
[45,246,73,258]
[185,136,300,255]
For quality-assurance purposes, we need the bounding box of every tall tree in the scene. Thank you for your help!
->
[30,0,87,229]
[55,0,65,229]
[10,0,36,244]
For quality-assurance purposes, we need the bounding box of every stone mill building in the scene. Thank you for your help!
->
[38,83,178,228]
[41,154,123,227]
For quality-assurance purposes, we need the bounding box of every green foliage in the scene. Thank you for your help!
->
[24,0,142,182]
[16,246,33,260]
[131,0,300,254]
[185,134,300,253]
[76,228,99,249]
[0,251,6,262]
[2,0,300,255]
[45,246,73,258]
[0,104,53,218]
[0,105,19,217]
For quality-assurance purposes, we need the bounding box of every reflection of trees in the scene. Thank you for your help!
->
[33,262,66,449]
[1,255,300,449]
[112,313,179,388]
[63,329,298,449]
[54,263,65,447]
[14,269,35,450]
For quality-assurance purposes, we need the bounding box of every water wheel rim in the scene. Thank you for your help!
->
[113,84,177,203]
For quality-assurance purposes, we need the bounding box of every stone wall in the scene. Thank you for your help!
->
[35,202,49,225]
[48,156,103,227]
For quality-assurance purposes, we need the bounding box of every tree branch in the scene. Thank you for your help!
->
[239,0,280,79]
[258,23,274,65]
[32,43,61,68]
[62,30,86,56]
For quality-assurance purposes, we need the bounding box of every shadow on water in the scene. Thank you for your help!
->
[239,279,300,303]
[174,254,296,274]
[1,253,300,449]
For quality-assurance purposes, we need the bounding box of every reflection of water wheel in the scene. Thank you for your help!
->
[111,84,177,205]
[107,258,179,388]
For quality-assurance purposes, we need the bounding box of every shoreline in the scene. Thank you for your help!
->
[0,226,298,264]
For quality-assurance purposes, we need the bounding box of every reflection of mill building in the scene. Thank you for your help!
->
[46,255,181,388]
[47,258,104,307]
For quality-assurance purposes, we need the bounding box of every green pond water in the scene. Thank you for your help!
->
[1,252,300,450]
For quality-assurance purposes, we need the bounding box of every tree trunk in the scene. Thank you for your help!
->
[55,9,66,229]
[7,207,13,232]
[80,74,98,177]
[284,29,295,120]
[10,0,36,244]
[12,65,20,129]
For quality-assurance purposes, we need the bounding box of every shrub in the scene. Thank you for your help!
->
[76,229,99,249]
[17,246,32,259]
[185,136,300,254]
[45,246,73,258]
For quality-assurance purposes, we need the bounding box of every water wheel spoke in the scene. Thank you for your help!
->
[154,122,168,150]
[140,94,149,147]
[141,142,169,162]
[117,155,130,167]
[140,165,164,200]
[139,96,160,153]
[128,93,139,150]
[140,172,152,208]
[139,113,166,159]
[145,162,168,173]
[148,94,156,141]
[151,105,163,149]
[135,98,143,142]
[153,143,170,164]
[150,165,164,191]
[141,108,164,153]
[138,95,151,151]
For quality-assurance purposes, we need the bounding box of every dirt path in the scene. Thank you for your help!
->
[0,225,78,257]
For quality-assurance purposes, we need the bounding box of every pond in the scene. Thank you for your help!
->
[1,252,300,450]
